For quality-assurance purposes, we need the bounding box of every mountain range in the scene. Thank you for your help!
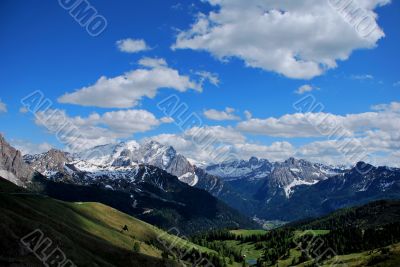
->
[0,135,256,235]
[2,133,400,227]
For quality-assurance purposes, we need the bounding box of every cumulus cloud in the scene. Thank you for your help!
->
[0,99,7,113]
[11,140,53,155]
[34,109,169,151]
[150,126,400,166]
[144,101,400,166]
[58,58,207,108]
[139,57,167,68]
[295,128,400,167]
[150,126,294,163]
[28,101,400,166]
[371,101,400,112]
[238,113,349,138]
[232,101,400,166]
[96,109,166,133]
[173,0,389,79]
[116,38,150,53]
[204,107,240,121]
[185,125,246,144]
[237,104,400,138]
[234,141,295,161]
[295,84,318,94]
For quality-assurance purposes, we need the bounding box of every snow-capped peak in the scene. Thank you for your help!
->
[25,139,199,187]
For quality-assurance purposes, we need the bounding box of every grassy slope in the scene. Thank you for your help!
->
[0,178,214,267]
[231,239,400,267]
[230,229,268,237]
[298,243,400,267]
[204,228,400,267]
[223,230,327,266]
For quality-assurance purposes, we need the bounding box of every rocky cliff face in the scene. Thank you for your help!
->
[0,134,34,186]
[206,157,273,181]
[261,157,341,198]
[75,140,197,185]
[23,149,72,176]
[257,162,400,221]
[208,156,343,199]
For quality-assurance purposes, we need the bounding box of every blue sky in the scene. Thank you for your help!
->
[0,0,399,166]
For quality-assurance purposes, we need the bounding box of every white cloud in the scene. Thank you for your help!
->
[97,109,163,133]
[351,74,374,80]
[185,125,246,144]
[237,104,400,138]
[244,110,252,120]
[371,102,400,112]
[19,106,28,114]
[196,71,220,86]
[238,113,349,138]
[295,128,400,167]
[151,128,398,167]
[146,101,400,166]
[232,102,400,166]
[160,117,175,123]
[173,0,389,79]
[116,38,150,53]
[234,141,295,161]
[34,109,169,151]
[0,99,7,113]
[11,140,53,155]
[150,126,294,163]
[150,125,400,166]
[393,81,400,87]
[58,58,206,108]
[138,57,167,68]
[204,107,240,121]
[295,84,318,94]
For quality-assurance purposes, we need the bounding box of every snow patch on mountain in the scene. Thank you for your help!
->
[284,178,319,198]
[206,157,273,181]
[179,172,199,186]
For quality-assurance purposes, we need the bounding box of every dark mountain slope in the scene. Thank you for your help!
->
[0,177,183,267]
[28,171,258,235]
[289,199,400,230]
[257,162,400,221]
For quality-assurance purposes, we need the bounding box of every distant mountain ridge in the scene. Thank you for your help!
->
[0,135,256,234]
[258,162,400,221]
[10,135,400,224]
[207,156,345,198]
[24,140,346,202]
